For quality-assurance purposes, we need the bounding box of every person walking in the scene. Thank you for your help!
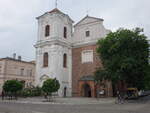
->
[116,90,122,104]
[1,90,4,100]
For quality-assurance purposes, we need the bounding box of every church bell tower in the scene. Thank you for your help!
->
[35,7,74,97]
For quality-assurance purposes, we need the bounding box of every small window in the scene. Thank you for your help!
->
[63,53,67,68]
[86,31,90,37]
[43,52,48,67]
[64,27,67,38]
[82,50,93,63]
[45,25,50,37]
[21,68,24,76]
[30,70,32,76]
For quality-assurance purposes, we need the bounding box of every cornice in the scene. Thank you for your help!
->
[34,39,72,49]
[72,40,97,48]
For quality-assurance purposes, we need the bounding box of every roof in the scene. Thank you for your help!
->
[48,8,63,14]
[74,15,104,27]
[80,75,94,81]
[36,8,74,23]
[0,57,35,65]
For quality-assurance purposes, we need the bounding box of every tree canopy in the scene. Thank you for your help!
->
[95,28,150,90]
[3,80,23,93]
[42,78,60,95]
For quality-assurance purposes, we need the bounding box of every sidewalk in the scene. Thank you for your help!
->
[0,97,115,105]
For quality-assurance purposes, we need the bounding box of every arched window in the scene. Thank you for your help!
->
[63,53,67,68]
[64,27,67,38]
[45,25,50,37]
[43,52,48,67]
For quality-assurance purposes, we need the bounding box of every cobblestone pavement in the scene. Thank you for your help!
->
[0,97,115,105]
[0,96,150,113]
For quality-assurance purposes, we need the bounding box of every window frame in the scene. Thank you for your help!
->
[63,53,67,68]
[43,52,49,67]
[81,50,93,63]
[20,68,24,76]
[45,25,50,37]
[64,27,67,38]
[85,31,90,37]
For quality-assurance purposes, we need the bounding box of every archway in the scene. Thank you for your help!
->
[64,86,67,97]
[40,75,49,86]
[83,84,91,97]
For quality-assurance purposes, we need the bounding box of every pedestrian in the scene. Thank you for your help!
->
[120,91,125,104]
[1,90,4,100]
[116,90,121,104]
[44,93,48,99]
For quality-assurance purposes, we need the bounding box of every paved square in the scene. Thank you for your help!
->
[0,96,150,113]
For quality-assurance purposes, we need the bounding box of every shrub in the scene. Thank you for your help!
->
[3,80,23,99]
[42,78,60,101]
[20,86,42,97]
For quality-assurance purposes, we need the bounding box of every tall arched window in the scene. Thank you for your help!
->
[43,52,48,67]
[45,25,50,37]
[63,53,67,68]
[64,27,67,38]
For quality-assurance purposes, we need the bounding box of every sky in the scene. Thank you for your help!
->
[0,0,149,61]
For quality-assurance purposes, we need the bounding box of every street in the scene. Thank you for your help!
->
[0,96,150,113]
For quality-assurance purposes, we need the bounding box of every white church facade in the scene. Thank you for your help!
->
[35,8,112,97]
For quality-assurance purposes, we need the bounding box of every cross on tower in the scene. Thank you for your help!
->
[86,9,90,16]
[55,0,58,8]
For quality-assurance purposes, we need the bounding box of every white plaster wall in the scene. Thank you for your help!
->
[37,13,73,43]
[73,17,110,46]
[36,44,72,96]
[35,12,73,97]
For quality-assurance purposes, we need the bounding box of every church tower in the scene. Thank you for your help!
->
[35,8,74,97]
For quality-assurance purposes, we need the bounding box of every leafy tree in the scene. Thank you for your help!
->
[42,78,60,101]
[94,69,109,83]
[144,65,150,89]
[95,28,150,90]
[3,80,23,99]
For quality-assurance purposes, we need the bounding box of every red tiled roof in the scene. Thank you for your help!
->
[49,8,63,14]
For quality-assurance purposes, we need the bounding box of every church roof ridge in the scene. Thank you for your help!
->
[74,15,104,27]
[48,8,63,14]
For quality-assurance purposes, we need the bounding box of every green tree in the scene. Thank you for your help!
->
[3,80,23,99]
[95,28,150,90]
[42,78,60,101]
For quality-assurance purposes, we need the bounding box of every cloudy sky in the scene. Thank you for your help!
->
[0,0,149,61]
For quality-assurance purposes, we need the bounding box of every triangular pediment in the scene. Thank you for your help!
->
[74,15,104,27]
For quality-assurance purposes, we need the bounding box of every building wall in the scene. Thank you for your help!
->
[0,58,35,92]
[35,10,73,97]
[35,44,72,96]
[35,9,113,97]
[72,45,102,96]
[71,16,112,97]
[0,60,5,92]
[37,13,73,43]
[73,17,110,46]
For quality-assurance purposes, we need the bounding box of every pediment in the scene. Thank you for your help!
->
[74,16,104,27]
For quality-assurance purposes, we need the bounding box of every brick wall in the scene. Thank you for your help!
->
[72,44,103,96]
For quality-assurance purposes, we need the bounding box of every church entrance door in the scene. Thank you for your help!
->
[83,84,91,97]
